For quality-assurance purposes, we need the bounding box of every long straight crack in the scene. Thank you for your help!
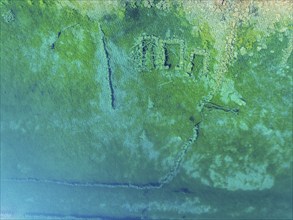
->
[2,123,200,190]
[0,212,140,220]
[99,25,116,109]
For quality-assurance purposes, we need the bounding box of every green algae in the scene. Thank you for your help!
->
[97,4,211,156]
[1,0,292,218]
[183,21,293,190]
[236,23,262,50]
[1,0,292,189]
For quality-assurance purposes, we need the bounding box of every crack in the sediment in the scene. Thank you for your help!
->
[204,102,239,114]
[0,211,140,220]
[158,123,200,186]
[2,123,200,190]
[99,25,116,110]
[50,23,79,50]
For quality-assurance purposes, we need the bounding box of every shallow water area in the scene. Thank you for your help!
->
[1,0,292,219]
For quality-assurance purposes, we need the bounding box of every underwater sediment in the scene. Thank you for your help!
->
[1,0,292,219]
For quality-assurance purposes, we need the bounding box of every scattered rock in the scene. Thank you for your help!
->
[2,9,15,23]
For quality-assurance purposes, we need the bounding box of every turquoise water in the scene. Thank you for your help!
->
[1,1,292,219]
